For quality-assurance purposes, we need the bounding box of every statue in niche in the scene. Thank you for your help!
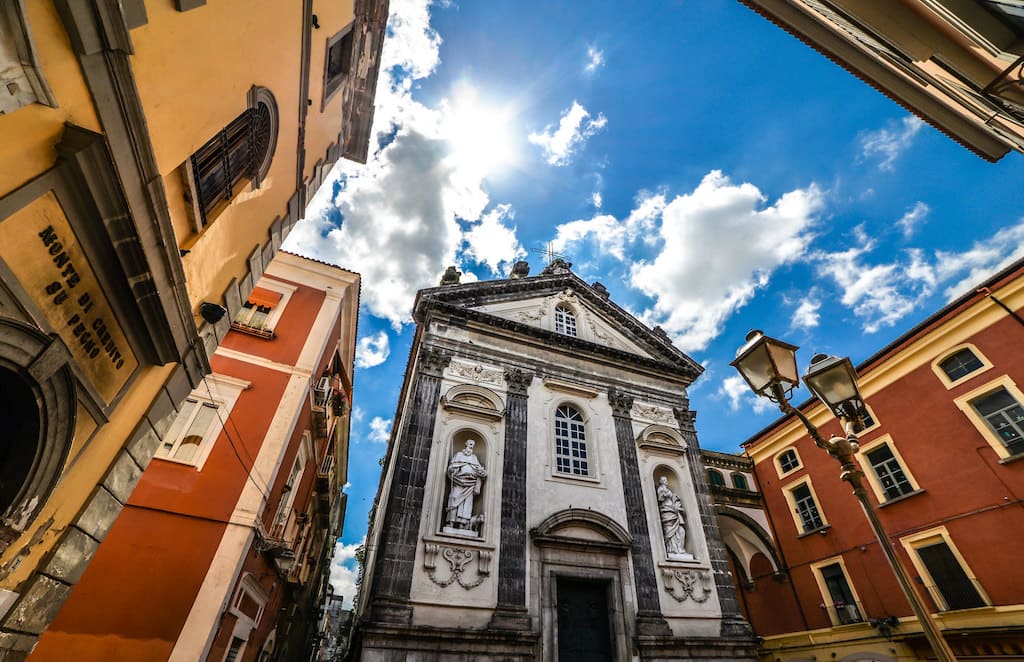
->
[657,476,693,561]
[443,439,488,537]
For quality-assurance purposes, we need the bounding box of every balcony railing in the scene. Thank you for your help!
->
[821,600,864,626]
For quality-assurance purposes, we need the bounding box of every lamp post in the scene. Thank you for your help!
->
[731,330,957,662]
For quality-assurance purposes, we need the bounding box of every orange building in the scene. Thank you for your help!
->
[29,252,359,661]
[0,1,384,657]
[737,258,1024,660]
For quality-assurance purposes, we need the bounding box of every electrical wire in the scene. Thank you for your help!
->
[201,373,272,500]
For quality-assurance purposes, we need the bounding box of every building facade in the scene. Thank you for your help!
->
[738,258,1024,660]
[0,2,384,658]
[738,0,1024,160]
[27,252,359,661]
[352,260,757,661]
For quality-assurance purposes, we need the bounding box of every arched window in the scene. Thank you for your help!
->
[188,87,278,229]
[731,473,749,491]
[554,305,577,337]
[707,469,725,487]
[939,348,984,382]
[777,449,800,474]
[554,405,588,475]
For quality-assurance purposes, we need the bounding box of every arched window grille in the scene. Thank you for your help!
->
[939,348,984,382]
[554,405,588,475]
[554,305,577,337]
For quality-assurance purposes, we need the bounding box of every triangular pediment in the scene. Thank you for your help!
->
[413,271,702,380]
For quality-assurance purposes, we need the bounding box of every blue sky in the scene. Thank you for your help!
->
[284,0,1024,604]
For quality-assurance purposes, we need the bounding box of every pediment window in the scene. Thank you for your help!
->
[554,305,577,337]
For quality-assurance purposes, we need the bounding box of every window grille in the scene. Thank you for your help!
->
[778,449,800,473]
[554,405,588,475]
[865,444,914,500]
[972,387,1024,455]
[939,349,984,382]
[792,483,823,532]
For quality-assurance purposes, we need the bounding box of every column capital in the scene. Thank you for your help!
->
[418,346,452,377]
[673,407,697,431]
[608,387,634,417]
[503,368,534,396]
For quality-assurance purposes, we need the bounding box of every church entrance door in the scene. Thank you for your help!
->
[555,577,614,661]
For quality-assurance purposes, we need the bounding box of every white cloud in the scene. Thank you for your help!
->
[719,375,775,414]
[329,538,365,609]
[553,191,665,261]
[584,45,604,74]
[791,298,821,330]
[462,204,527,275]
[352,406,365,423]
[897,201,929,238]
[814,219,1024,332]
[287,0,526,330]
[591,191,603,209]
[860,116,924,172]
[529,101,608,166]
[355,331,391,368]
[629,172,823,351]
[368,416,392,444]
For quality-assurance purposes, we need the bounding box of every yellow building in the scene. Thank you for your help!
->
[0,1,385,656]
[739,0,1024,161]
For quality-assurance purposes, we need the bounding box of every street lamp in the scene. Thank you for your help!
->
[731,330,957,662]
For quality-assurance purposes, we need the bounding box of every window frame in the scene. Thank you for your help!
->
[154,374,250,470]
[809,555,865,627]
[953,375,1024,461]
[900,526,990,612]
[269,433,310,540]
[322,22,355,109]
[774,446,803,478]
[707,469,725,487]
[554,304,578,337]
[232,278,296,337]
[931,343,993,389]
[855,434,922,505]
[783,477,828,534]
[553,404,590,477]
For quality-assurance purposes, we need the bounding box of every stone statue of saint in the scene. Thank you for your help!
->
[444,439,487,535]
[657,476,692,560]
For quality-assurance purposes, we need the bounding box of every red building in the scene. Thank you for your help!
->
[28,252,359,661]
[737,258,1024,661]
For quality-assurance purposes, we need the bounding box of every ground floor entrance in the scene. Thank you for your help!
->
[556,577,614,661]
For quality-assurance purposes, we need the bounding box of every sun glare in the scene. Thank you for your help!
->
[442,85,519,176]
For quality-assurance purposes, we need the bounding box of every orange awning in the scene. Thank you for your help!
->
[247,286,282,309]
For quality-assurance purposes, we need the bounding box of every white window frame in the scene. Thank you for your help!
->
[900,526,990,611]
[235,278,297,335]
[774,446,803,478]
[783,476,828,534]
[953,375,1024,461]
[855,434,922,504]
[554,305,578,337]
[554,403,590,477]
[809,555,865,627]
[270,433,310,540]
[223,574,268,662]
[930,342,993,389]
[154,374,250,470]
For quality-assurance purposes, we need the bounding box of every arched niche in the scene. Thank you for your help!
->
[441,384,504,421]
[440,428,490,538]
[652,464,692,560]
[636,424,687,456]
[0,317,77,547]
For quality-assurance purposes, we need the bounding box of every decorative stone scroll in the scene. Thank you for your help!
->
[446,359,504,387]
[423,543,492,590]
[662,568,713,603]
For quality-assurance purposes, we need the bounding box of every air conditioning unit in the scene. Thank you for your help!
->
[314,376,331,406]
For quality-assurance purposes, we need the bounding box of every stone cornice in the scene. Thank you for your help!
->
[422,299,700,382]
[414,272,703,380]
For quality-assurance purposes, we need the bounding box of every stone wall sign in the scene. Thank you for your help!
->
[0,193,138,402]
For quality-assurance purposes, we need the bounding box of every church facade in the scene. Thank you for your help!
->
[351,260,757,661]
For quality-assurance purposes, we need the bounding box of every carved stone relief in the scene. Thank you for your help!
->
[662,568,713,603]
[423,543,492,590]
[446,359,504,387]
[632,403,676,426]
[513,307,546,324]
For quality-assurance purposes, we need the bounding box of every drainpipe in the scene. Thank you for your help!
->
[977,287,1024,328]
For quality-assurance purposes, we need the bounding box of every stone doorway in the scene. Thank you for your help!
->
[556,577,614,661]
